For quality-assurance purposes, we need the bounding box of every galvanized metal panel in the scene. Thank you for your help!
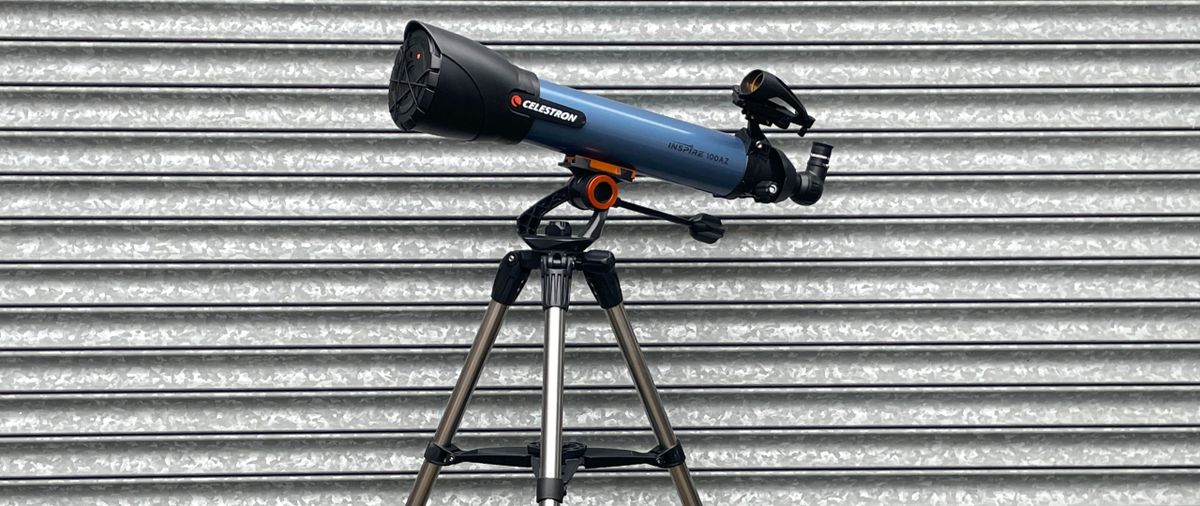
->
[1,260,1197,305]
[3,303,1196,348]
[1,175,1198,218]
[4,86,1199,131]
[3,1,1199,43]
[2,0,1198,503]
[4,131,1199,175]
[4,344,1200,391]
[3,428,1200,476]
[6,41,1200,87]
[4,387,1200,434]
[3,218,1200,261]
[4,471,1200,506]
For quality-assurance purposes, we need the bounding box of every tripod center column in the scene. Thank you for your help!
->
[537,249,573,505]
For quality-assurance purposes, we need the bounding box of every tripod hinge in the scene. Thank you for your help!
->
[652,443,687,468]
[491,250,539,305]
[422,442,462,466]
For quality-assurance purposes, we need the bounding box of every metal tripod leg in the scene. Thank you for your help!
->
[581,250,703,505]
[606,303,703,506]
[406,300,509,506]
[407,250,536,505]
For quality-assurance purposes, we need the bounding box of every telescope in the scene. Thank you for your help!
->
[388,21,832,245]
[390,20,834,506]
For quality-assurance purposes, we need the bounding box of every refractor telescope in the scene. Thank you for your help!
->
[389,20,837,506]
[388,21,832,233]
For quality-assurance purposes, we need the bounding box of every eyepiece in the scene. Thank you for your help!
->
[791,142,833,206]
[810,142,833,159]
[807,142,832,182]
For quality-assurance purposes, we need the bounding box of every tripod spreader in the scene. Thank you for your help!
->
[427,440,685,469]
[422,439,687,498]
[426,439,686,470]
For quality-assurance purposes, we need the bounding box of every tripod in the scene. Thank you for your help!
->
[406,160,721,505]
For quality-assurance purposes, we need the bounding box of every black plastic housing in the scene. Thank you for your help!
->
[388,21,539,143]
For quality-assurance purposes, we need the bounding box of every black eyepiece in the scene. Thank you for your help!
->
[810,142,833,159]
[791,142,833,206]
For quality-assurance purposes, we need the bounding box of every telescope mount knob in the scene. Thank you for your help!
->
[753,180,780,203]
[545,221,573,237]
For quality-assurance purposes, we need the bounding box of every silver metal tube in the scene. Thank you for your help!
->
[407,300,509,506]
[605,303,704,506]
[406,463,440,506]
[434,301,508,441]
[539,306,568,506]
[605,304,675,446]
[668,466,703,506]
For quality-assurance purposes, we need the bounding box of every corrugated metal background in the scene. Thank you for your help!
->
[1,1,1198,504]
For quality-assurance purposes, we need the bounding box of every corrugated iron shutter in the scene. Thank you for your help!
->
[2,1,1199,504]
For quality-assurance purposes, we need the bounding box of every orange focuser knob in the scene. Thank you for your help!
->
[585,175,618,210]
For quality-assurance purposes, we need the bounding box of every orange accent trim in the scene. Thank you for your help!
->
[564,154,638,181]
[586,158,623,175]
[573,155,637,181]
[585,175,618,210]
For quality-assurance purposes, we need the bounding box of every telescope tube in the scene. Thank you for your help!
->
[388,20,825,204]
[525,81,748,196]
